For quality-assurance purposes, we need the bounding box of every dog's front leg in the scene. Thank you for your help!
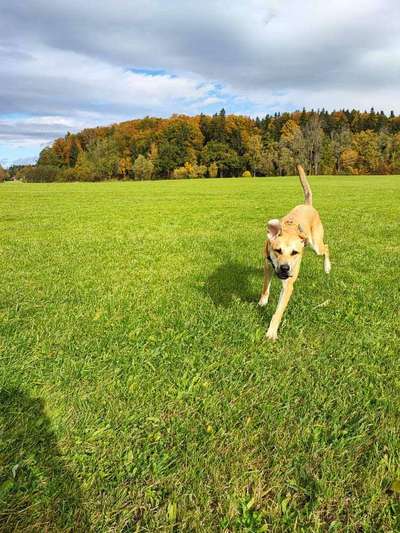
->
[266,279,294,340]
[258,261,273,306]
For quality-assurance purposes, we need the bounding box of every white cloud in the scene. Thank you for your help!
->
[0,44,219,115]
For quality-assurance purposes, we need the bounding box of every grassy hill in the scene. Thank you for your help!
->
[0,176,399,530]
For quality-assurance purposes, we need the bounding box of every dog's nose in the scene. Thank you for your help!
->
[280,264,290,272]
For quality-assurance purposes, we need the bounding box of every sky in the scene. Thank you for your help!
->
[1,0,400,167]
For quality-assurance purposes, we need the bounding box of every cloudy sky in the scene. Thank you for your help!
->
[1,0,400,166]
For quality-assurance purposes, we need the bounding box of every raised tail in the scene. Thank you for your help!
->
[297,164,313,206]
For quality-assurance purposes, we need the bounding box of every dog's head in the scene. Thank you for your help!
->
[267,219,306,279]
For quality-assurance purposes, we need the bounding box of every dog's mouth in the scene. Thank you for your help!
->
[276,271,291,280]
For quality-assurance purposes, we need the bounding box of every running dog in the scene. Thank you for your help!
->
[259,165,331,340]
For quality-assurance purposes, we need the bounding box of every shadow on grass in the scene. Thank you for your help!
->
[0,388,88,531]
[204,261,263,307]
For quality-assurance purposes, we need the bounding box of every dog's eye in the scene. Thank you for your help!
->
[291,250,299,256]
[275,248,282,254]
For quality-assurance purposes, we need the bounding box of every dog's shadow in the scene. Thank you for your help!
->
[203,260,263,307]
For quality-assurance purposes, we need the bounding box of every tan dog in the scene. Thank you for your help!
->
[259,165,331,340]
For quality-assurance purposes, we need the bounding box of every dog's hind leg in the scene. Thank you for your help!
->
[310,222,331,273]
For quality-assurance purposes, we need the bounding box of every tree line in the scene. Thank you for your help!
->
[4,108,400,182]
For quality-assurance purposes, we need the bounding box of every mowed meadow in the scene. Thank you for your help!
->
[0,175,399,531]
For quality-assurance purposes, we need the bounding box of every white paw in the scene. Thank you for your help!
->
[324,259,331,274]
[266,328,278,341]
[258,294,269,307]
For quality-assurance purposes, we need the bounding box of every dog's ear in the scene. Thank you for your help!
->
[267,219,281,240]
[297,224,307,243]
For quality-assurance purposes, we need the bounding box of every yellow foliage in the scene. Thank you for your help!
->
[281,119,301,141]
[340,148,359,174]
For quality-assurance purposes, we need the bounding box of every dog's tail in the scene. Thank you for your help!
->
[297,164,313,206]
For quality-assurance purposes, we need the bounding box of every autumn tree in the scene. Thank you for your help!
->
[245,134,264,176]
[154,118,203,177]
[352,130,381,174]
[75,137,119,180]
[64,133,80,167]
[389,133,400,173]
[208,162,218,178]
[37,146,64,167]
[74,153,97,181]
[303,114,324,174]
[260,142,279,176]
[374,132,390,173]
[331,128,352,173]
[278,120,305,175]
[133,155,154,180]
[278,146,295,176]
[118,150,133,179]
[340,148,359,174]
[225,115,257,156]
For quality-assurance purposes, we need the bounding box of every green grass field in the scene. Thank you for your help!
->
[0,176,399,532]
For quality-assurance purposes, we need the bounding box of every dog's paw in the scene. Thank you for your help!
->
[258,294,269,307]
[266,328,278,341]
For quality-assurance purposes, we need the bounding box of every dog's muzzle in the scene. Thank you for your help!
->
[268,255,291,280]
[277,264,290,279]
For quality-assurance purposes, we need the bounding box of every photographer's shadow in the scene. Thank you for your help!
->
[204,260,262,307]
[0,388,89,531]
